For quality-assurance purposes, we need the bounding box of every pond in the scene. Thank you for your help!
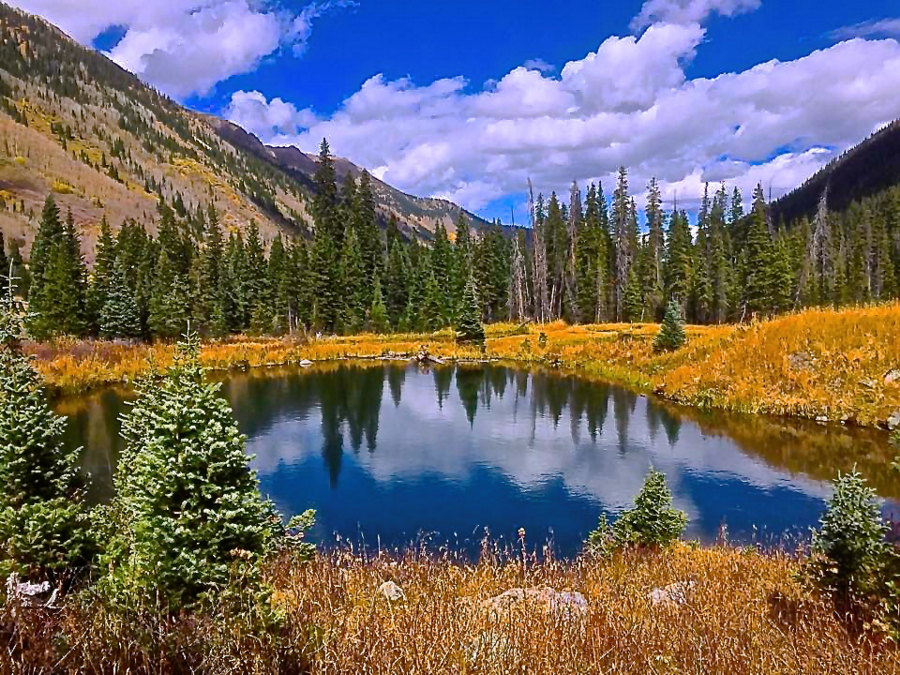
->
[58,361,900,558]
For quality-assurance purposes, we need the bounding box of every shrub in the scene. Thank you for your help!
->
[0,283,91,581]
[97,329,287,609]
[654,301,687,352]
[588,469,688,555]
[811,471,890,602]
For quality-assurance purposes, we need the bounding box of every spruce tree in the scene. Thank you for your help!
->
[367,276,390,334]
[99,330,282,607]
[743,184,774,316]
[100,256,142,339]
[0,275,91,580]
[28,198,89,338]
[88,215,116,331]
[339,227,366,334]
[654,300,687,352]
[456,275,485,343]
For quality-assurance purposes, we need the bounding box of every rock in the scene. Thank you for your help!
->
[888,411,900,431]
[299,359,313,368]
[377,580,404,602]
[885,369,900,386]
[815,415,828,423]
[650,581,696,608]
[5,573,58,610]
[788,351,813,371]
[483,587,587,617]
[415,348,445,365]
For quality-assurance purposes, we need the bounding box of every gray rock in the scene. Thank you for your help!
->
[5,573,58,610]
[377,580,404,602]
[885,369,900,386]
[483,587,587,617]
[888,411,900,430]
[650,581,696,608]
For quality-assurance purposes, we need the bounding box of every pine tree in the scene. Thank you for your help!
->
[28,198,88,338]
[88,215,116,332]
[367,276,390,333]
[100,256,141,339]
[0,276,91,580]
[612,167,633,321]
[743,184,774,316]
[339,227,366,333]
[456,275,486,342]
[193,206,228,337]
[665,210,692,306]
[639,180,663,320]
[355,169,382,283]
[654,300,687,352]
[384,240,410,327]
[148,247,191,338]
[100,330,281,607]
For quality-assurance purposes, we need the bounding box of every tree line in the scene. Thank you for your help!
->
[3,139,899,341]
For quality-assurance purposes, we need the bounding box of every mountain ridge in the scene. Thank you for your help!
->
[0,2,489,263]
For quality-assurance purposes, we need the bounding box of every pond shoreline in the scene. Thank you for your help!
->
[29,302,900,432]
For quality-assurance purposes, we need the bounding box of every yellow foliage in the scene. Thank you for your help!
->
[29,303,900,428]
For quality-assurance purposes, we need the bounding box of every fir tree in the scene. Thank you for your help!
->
[99,330,282,607]
[654,300,687,352]
[100,256,142,339]
[367,276,390,334]
[88,215,116,331]
[456,275,486,343]
[0,275,91,580]
[339,227,366,333]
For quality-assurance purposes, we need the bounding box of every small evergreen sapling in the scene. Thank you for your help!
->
[811,471,890,601]
[588,468,688,555]
[654,300,687,352]
[99,329,285,608]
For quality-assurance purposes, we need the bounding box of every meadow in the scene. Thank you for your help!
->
[5,543,899,674]
[28,302,900,430]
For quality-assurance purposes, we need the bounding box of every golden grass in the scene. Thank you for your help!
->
[27,302,900,429]
[7,545,898,673]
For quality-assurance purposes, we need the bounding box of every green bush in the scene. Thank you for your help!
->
[588,469,688,555]
[0,282,92,581]
[97,330,288,609]
[811,471,891,601]
[654,301,687,352]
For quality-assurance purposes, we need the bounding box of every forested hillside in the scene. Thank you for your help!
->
[0,3,486,262]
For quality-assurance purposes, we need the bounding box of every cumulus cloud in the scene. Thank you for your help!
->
[229,27,900,213]
[631,0,761,31]
[9,0,354,98]
[225,90,318,140]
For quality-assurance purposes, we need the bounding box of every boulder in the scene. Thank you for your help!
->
[483,587,587,617]
[377,580,404,603]
[888,411,900,431]
[650,580,696,608]
[5,573,58,610]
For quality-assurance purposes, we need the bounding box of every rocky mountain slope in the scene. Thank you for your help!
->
[0,3,488,263]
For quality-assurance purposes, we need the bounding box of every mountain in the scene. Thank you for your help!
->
[769,120,900,226]
[207,118,491,241]
[0,3,489,263]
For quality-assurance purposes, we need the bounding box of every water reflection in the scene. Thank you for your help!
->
[59,361,900,557]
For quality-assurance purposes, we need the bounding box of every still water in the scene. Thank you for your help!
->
[59,361,900,557]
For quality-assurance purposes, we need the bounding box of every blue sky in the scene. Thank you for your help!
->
[12,0,900,221]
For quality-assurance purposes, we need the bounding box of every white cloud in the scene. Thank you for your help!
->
[224,90,318,140]
[228,27,900,213]
[830,18,900,41]
[522,58,555,73]
[631,0,761,31]
[9,0,354,98]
